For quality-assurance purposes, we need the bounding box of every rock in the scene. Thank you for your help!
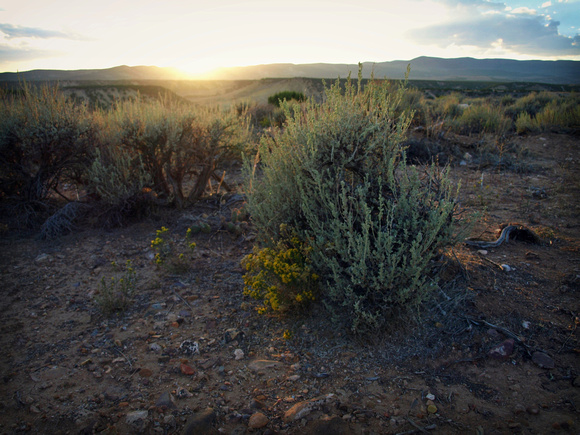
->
[477,250,488,255]
[149,343,162,352]
[234,349,244,360]
[180,363,195,376]
[248,360,283,373]
[501,264,511,272]
[425,393,435,401]
[532,352,555,369]
[164,414,177,428]
[180,340,199,355]
[513,404,526,414]
[248,412,268,429]
[126,410,149,425]
[139,368,153,377]
[287,375,301,382]
[182,408,217,435]
[34,253,53,264]
[225,328,244,342]
[526,406,540,415]
[488,339,515,360]
[427,404,438,414]
[155,392,177,410]
[283,394,336,423]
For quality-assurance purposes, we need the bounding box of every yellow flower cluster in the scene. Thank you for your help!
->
[241,225,318,314]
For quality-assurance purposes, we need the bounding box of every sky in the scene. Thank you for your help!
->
[0,0,578,77]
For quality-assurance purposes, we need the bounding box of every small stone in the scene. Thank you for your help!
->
[488,339,515,360]
[234,349,244,360]
[155,392,177,410]
[283,394,335,423]
[163,414,176,427]
[427,404,437,414]
[126,410,149,425]
[501,264,511,272]
[513,404,526,414]
[180,363,195,375]
[149,343,162,352]
[139,368,153,377]
[183,408,216,435]
[179,340,199,355]
[248,360,283,372]
[532,352,555,369]
[287,375,301,382]
[34,253,53,264]
[248,412,269,429]
[425,393,435,401]
[526,406,540,415]
[477,250,488,255]
[522,320,531,329]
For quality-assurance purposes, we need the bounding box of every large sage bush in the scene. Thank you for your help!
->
[245,69,460,333]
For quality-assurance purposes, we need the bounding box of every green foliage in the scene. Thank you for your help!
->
[96,260,137,316]
[242,224,318,314]
[268,91,306,107]
[245,68,460,333]
[0,82,96,204]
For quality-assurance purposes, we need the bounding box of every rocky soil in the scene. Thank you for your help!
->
[0,133,578,434]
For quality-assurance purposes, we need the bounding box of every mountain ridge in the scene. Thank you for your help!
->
[1,57,579,84]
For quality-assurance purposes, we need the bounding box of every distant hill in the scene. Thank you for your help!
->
[209,57,580,84]
[0,65,190,81]
[1,57,578,84]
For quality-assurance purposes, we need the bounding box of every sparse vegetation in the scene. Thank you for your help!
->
[95,260,137,316]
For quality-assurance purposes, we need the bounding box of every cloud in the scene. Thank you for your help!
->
[0,23,80,40]
[541,1,552,7]
[510,7,537,15]
[409,11,580,56]
[0,44,60,61]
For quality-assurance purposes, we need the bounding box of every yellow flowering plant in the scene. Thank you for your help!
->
[241,224,319,314]
[150,226,196,272]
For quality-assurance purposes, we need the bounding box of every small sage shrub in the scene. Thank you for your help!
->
[241,224,318,314]
[96,260,137,315]
[245,66,461,333]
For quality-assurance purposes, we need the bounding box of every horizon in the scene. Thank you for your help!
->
[1,0,579,78]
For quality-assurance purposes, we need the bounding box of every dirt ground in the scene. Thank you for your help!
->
[0,132,578,434]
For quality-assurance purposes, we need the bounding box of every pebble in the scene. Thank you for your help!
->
[234,349,244,360]
[526,406,540,415]
[427,404,438,414]
[34,253,53,264]
[488,339,515,360]
[287,375,301,382]
[149,343,162,352]
[532,352,555,369]
[248,360,283,372]
[513,404,526,414]
[126,410,149,424]
[155,392,177,410]
[182,408,216,435]
[501,264,511,272]
[477,250,488,255]
[139,368,153,377]
[180,363,195,376]
[283,394,336,423]
[248,412,269,429]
